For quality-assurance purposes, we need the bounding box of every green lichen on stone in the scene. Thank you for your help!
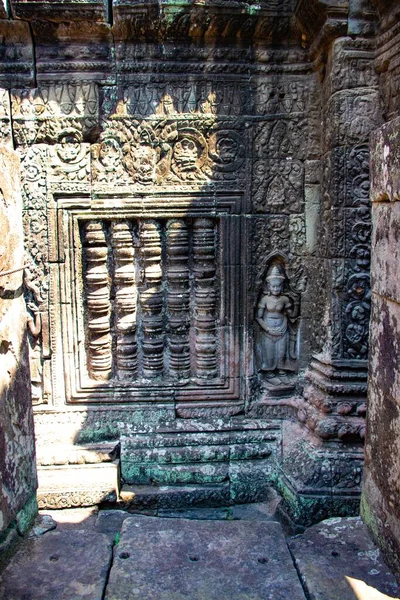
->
[360,492,380,541]
[246,3,261,16]
[76,425,120,444]
[15,493,37,535]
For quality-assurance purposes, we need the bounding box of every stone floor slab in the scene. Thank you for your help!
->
[288,517,400,600]
[0,529,112,600]
[105,517,307,600]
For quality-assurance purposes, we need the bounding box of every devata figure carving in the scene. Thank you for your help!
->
[256,263,299,390]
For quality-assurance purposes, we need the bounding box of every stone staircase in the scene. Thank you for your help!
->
[119,418,280,508]
[36,442,120,509]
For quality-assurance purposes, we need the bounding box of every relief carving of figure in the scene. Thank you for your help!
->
[256,263,299,389]
[26,301,44,404]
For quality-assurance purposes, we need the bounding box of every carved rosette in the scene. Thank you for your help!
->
[83,221,112,381]
[111,221,138,380]
[166,220,190,379]
[193,218,218,378]
[138,220,164,378]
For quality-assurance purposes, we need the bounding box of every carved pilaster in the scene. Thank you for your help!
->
[192,218,218,379]
[138,220,164,378]
[166,220,190,379]
[83,221,112,381]
[111,221,138,380]
[302,36,381,443]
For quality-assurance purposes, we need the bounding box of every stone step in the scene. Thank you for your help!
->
[121,456,274,501]
[105,517,307,600]
[122,427,279,450]
[37,461,120,510]
[36,442,119,467]
[122,461,229,485]
[122,442,273,465]
[119,456,275,509]
[119,483,231,510]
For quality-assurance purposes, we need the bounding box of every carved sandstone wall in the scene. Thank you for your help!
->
[0,144,37,537]
[0,0,384,521]
[361,0,400,578]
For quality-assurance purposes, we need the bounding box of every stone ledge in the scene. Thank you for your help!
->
[37,462,120,509]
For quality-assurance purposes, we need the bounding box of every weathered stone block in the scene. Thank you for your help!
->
[105,517,307,600]
[365,381,400,517]
[10,0,108,22]
[324,89,381,149]
[121,462,229,486]
[370,115,400,202]
[369,296,400,406]
[289,517,400,600]
[324,37,378,98]
[120,483,231,510]
[0,529,112,600]
[229,460,274,504]
[0,21,34,89]
[371,202,400,302]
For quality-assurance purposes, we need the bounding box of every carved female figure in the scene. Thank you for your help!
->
[256,264,298,380]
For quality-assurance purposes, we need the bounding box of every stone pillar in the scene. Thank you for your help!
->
[0,143,37,547]
[302,35,381,443]
[280,2,382,524]
[361,120,400,579]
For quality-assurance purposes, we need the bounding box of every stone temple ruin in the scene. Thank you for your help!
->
[1,0,400,579]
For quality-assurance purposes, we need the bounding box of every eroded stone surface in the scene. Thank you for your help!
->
[0,144,37,535]
[105,517,306,600]
[289,517,400,600]
[0,530,112,600]
[363,107,400,581]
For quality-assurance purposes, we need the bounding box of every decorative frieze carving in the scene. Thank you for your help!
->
[11,83,99,148]
[92,117,245,189]
[102,81,252,117]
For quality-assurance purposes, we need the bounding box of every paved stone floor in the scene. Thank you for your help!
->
[0,506,399,600]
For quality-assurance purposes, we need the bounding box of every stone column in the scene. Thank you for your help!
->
[280,2,382,524]
[303,35,381,444]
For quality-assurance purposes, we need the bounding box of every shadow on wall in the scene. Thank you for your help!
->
[0,144,37,539]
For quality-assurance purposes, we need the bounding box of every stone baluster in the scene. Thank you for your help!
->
[192,218,218,378]
[83,220,112,381]
[138,220,164,378]
[111,220,137,379]
[166,219,190,378]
